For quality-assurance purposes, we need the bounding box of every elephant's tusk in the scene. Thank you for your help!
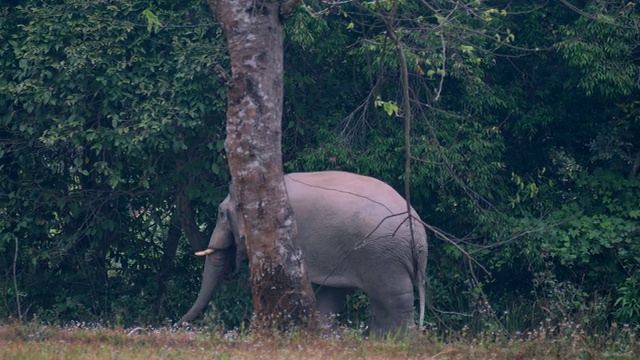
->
[195,248,216,256]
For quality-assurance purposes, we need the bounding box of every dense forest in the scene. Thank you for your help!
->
[1,0,639,335]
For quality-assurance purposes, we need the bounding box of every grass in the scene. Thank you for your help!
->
[1,321,639,359]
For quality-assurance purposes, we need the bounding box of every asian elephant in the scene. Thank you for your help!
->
[177,171,427,336]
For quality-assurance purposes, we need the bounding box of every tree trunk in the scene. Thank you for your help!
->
[176,190,208,252]
[206,0,318,332]
[155,208,182,311]
[630,149,640,178]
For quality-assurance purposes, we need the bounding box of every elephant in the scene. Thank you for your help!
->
[177,171,427,336]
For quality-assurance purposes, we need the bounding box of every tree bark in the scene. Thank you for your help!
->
[206,0,318,332]
[630,149,640,179]
[155,208,182,310]
[176,190,208,252]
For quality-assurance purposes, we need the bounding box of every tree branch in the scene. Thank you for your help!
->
[176,190,208,252]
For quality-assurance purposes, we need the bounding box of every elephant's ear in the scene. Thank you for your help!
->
[227,185,247,246]
[228,200,248,269]
[230,206,246,245]
[228,183,235,200]
[227,185,248,268]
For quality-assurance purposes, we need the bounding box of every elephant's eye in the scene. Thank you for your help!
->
[219,211,226,220]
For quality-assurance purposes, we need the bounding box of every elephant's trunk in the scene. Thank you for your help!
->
[176,248,233,326]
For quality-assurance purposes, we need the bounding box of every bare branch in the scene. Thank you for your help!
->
[13,235,22,323]
[434,31,446,101]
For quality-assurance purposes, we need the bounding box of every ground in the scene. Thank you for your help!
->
[0,322,637,359]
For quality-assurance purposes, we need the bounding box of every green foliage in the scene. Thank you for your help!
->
[615,274,640,324]
[286,0,640,335]
[0,0,228,324]
[508,167,640,327]
[206,266,253,329]
[549,170,639,266]
[555,2,640,99]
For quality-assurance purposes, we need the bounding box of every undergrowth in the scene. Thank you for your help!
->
[1,319,638,359]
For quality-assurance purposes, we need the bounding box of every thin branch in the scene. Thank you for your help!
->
[467,255,503,327]
[336,91,374,144]
[13,235,22,323]
[422,221,490,275]
[434,31,446,101]
[558,0,640,29]
[383,0,416,261]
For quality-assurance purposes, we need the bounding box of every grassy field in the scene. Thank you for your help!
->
[1,322,638,359]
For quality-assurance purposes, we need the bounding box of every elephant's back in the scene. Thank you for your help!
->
[285,171,418,220]
[284,171,426,286]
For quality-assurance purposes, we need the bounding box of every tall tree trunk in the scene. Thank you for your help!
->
[176,190,208,252]
[206,0,318,332]
[155,208,182,311]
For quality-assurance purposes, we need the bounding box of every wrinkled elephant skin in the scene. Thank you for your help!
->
[177,171,427,336]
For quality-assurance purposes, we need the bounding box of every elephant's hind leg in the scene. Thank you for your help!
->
[366,276,416,337]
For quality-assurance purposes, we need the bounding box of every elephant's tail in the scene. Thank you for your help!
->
[414,228,427,329]
[417,254,426,329]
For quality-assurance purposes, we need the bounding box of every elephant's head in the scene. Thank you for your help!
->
[196,190,248,269]
[176,189,247,326]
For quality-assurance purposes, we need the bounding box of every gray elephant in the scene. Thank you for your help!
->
[177,171,427,335]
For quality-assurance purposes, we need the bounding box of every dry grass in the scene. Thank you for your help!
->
[0,321,638,359]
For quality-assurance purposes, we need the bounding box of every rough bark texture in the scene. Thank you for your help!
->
[155,210,182,308]
[206,0,318,332]
[176,190,208,252]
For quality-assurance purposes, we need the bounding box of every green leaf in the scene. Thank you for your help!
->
[382,101,398,116]
[211,162,221,175]
[460,45,474,54]
[142,9,162,33]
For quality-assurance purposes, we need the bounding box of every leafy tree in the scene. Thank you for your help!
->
[0,0,229,323]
